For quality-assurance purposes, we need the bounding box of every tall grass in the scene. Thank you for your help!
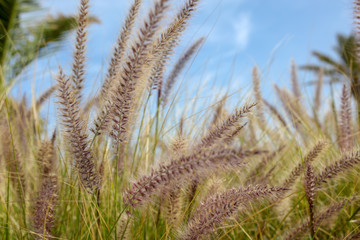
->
[0,0,359,239]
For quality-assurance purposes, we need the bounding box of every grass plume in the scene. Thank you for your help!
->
[98,0,142,103]
[283,140,327,189]
[56,67,99,193]
[182,185,287,240]
[198,103,256,148]
[124,148,254,208]
[339,84,353,152]
[71,0,90,100]
[161,37,204,105]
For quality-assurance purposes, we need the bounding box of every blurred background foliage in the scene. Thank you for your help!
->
[0,0,99,93]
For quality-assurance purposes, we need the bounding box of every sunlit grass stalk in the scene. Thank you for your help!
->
[291,59,302,100]
[252,65,265,124]
[5,98,27,228]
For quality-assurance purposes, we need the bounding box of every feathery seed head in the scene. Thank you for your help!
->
[124,147,252,208]
[339,84,353,152]
[182,185,287,240]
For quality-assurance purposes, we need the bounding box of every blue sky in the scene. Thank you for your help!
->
[15,0,353,131]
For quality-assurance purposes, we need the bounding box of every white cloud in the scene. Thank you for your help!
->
[234,14,252,50]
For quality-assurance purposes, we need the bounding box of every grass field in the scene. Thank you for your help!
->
[0,0,359,239]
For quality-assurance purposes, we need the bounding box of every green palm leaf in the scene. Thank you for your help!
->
[10,14,100,77]
[302,33,360,125]
[0,0,100,88]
